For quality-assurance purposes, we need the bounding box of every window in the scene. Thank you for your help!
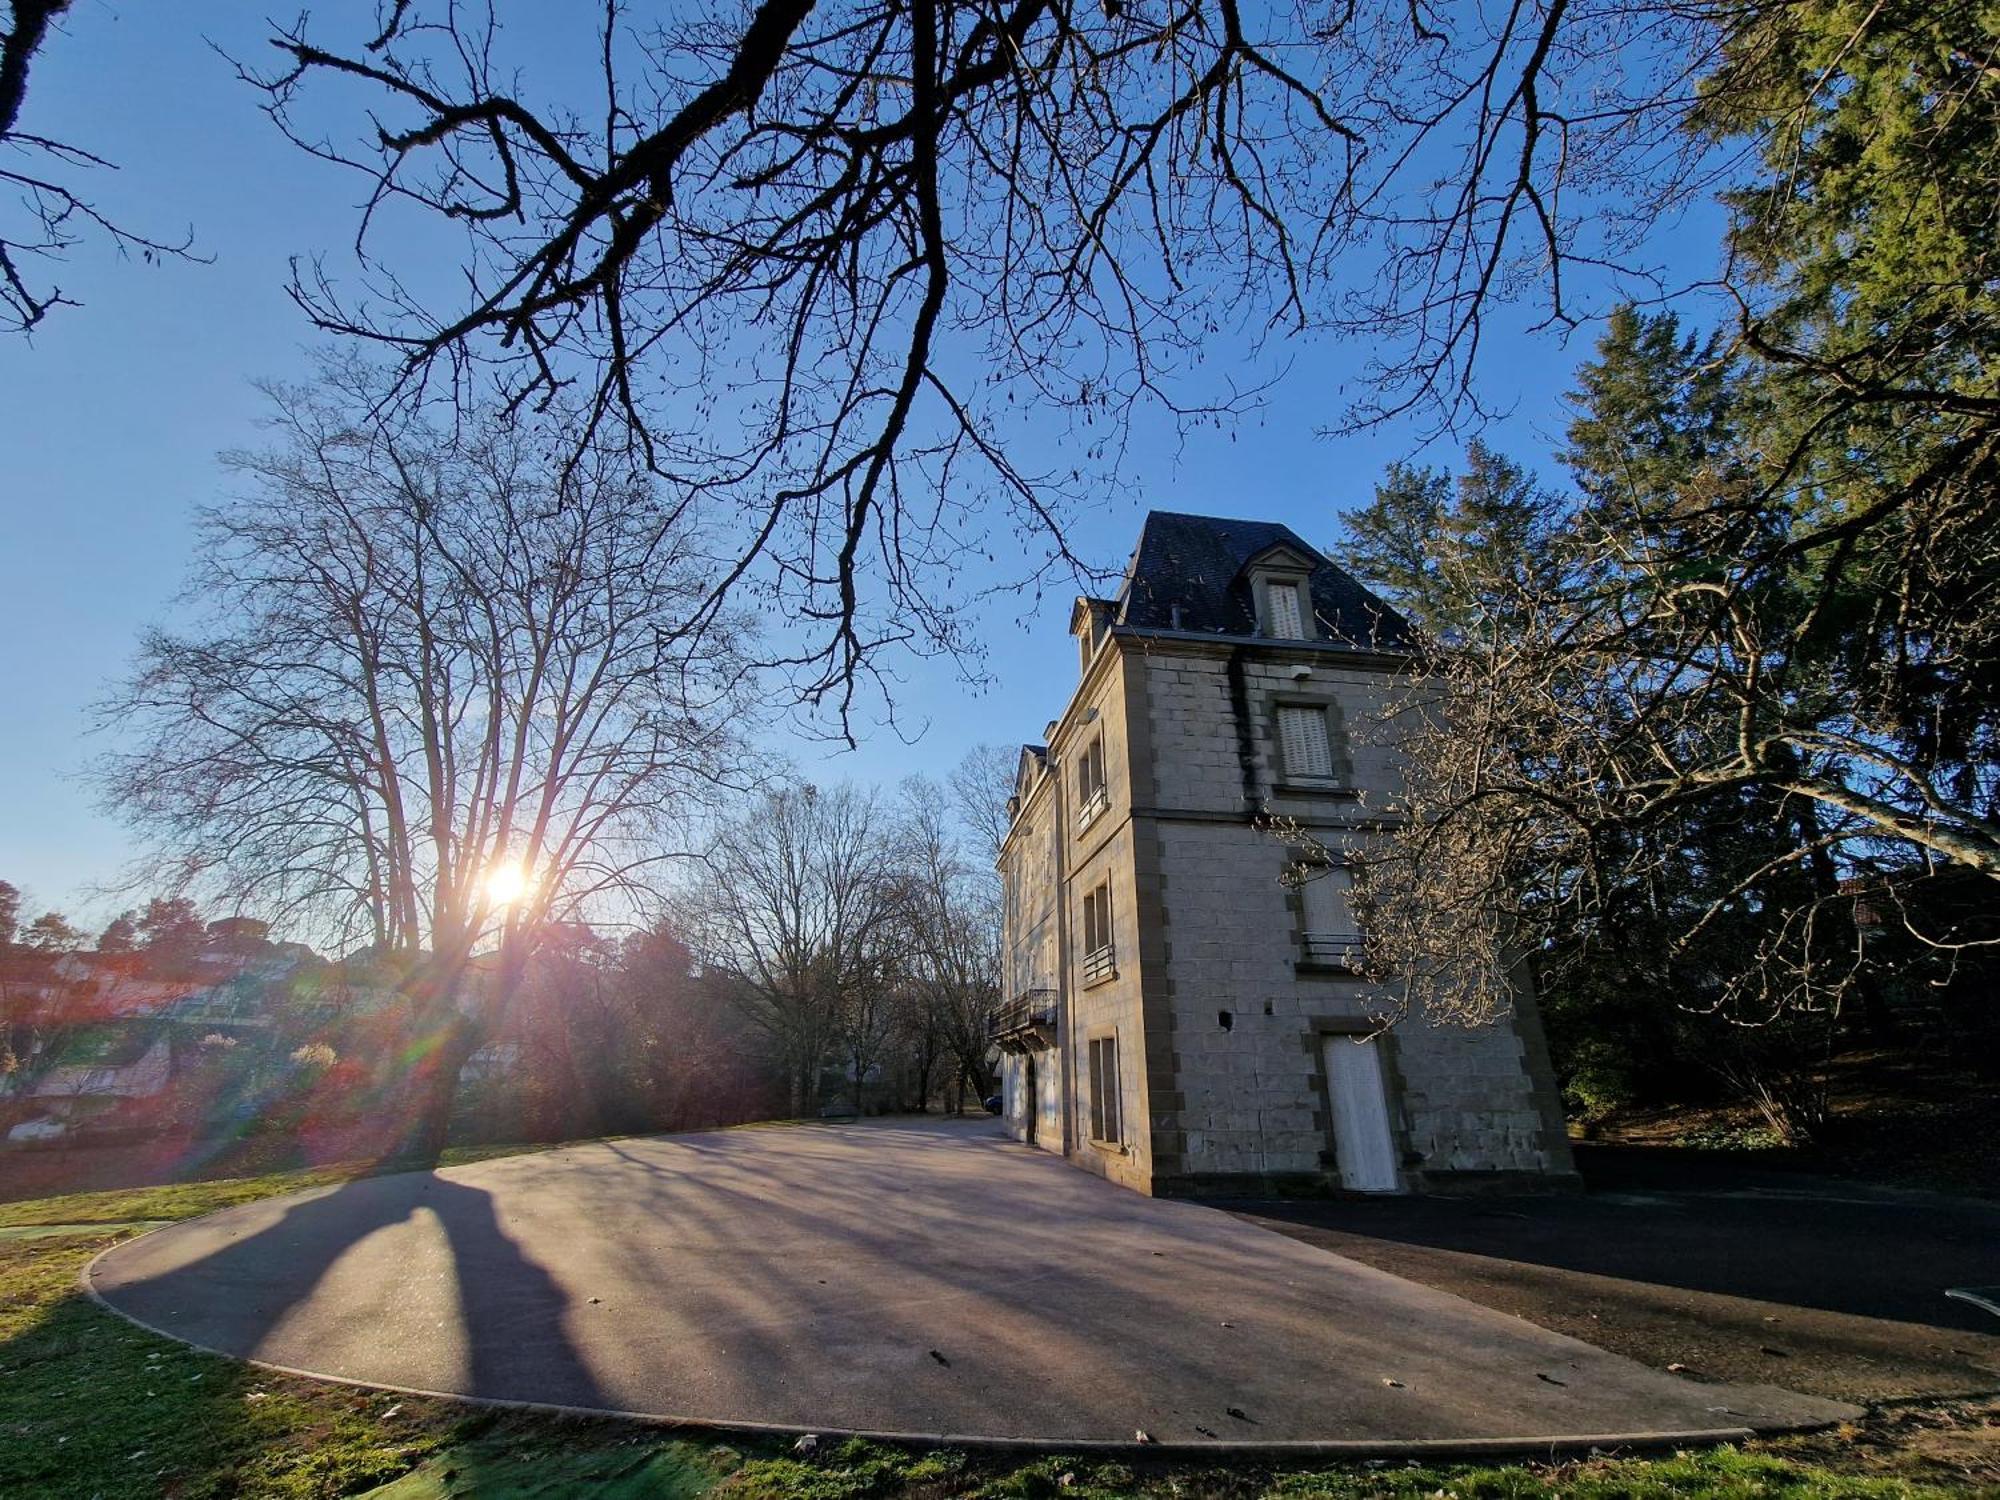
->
[1266,579,1308,638]
[1277,703,1340,782]
[1299,864,1361,968]
[1089,1034,1122,1144]
[1080,880,1115,983]
[1075,735,1108,829]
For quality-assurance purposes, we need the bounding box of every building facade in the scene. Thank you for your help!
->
[994,512,1575,1196]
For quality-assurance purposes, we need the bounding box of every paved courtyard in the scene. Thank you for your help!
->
[88,1118,1857,1450]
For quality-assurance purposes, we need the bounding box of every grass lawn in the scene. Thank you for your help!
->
[1,1161,1994,1498]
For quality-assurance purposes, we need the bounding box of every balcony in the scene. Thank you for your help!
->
[1081,943,1116,986]
[1301,931,1367,972]
[988,989,1058,1050]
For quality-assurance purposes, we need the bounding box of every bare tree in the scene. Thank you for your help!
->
[897,769,1002,1104]
[948,742,1018,871]
[96,368,758,1161]
[690,783,907,1114]
[1278,410,1997,1100]
[0,1,200,331]
[236,0,1735,724]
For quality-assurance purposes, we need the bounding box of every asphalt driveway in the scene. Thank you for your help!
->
[88,1119,1856,1450]
[1233,1146,2000,1404]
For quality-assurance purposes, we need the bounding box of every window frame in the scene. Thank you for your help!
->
[1294,856,1365,972]
[1088,1032,1122,1145]
[1272,698,1349,788]
[1074,734,1109,831]
[1264,578,1310,639]
[1079,878,1115,985]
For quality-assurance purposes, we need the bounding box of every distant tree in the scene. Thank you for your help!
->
[99,370,759,1163]
[692,784,906,1116]
[602,920,779,1132]
[896,771,1002,1104]
[948,744,1019,871]
[1339,442,1567,645]
[204,916,272,950]
[95,912,138,953]
[21,910,81,951]
[135,896,205,961]
[0,880,18,946]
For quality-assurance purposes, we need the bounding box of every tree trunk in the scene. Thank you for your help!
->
[396,1011,480,1168]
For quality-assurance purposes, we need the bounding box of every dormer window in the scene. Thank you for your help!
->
[1265,579,1309,639]
[1072,596,1116,672]
[1240,542,1320,640]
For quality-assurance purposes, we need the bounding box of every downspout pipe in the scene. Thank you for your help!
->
[1051,747,1075,1158]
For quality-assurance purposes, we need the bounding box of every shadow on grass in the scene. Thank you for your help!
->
[0,1227,452,1497]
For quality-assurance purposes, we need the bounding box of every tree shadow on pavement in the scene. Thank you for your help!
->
[89,1170,605,1409]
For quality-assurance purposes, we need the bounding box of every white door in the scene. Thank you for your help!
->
[1322,1034,1400,1192]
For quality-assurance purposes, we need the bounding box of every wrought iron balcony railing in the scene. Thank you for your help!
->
[1301,932,1367,970]
[988,989,1058,1040]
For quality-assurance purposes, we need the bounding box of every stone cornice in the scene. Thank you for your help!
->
[1109,625,1417,674]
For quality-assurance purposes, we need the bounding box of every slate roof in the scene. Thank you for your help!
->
[1115,511,1414,651]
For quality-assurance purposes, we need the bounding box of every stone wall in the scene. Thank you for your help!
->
[1129,641,1571,1190]
[1052,643,1151,1192]
[998,618,1574,1196]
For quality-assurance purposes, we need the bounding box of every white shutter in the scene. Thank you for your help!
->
[1267,581,1305,638]
[1301,866,1351,933]
[1322,1034,1399,1191]
[1277,705,1334,779]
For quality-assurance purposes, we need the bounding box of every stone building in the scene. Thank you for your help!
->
[993,511,1575,1196]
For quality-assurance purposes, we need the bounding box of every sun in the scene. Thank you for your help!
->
[484,860,532,907]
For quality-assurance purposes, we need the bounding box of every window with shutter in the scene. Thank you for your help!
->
[1277,704,1335,780]
[1301,866,1351,932]
[1266,580,1306,638]
[1300,863,1363,967]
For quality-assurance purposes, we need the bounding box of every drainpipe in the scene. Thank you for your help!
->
[1051,747,1075,1158]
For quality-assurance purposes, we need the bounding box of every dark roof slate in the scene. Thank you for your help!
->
[1116,511,1413,650]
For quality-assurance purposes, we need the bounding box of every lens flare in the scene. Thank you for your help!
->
[485,860,531,907]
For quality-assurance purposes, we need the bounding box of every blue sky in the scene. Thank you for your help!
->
[0,4,1717,931]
